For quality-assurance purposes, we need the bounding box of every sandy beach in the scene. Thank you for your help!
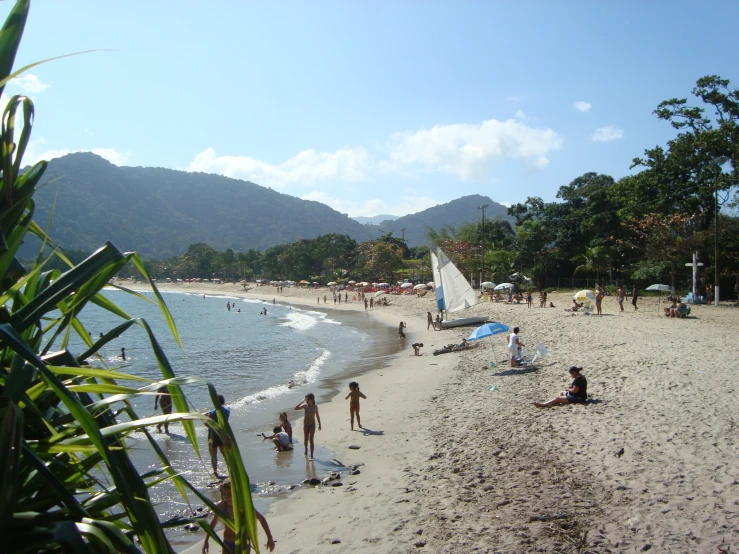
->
[156,282,739,553]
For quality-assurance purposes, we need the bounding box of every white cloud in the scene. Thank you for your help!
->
[188,146,370,188]
[301,191,439,218]
[573,100,591,113]
[505,95,521,103]
[382,119,562,180]
[8,74,50,94]
[591,125,624,142]
[515,110,527,120]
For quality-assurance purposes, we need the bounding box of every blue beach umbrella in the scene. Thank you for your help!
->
[467,322,510,367]
[467,322,510,341]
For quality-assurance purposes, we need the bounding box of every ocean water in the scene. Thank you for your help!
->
[68,289,401,546]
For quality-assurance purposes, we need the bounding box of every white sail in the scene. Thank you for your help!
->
[432,248,481,313]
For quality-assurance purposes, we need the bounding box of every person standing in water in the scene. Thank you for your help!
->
[120,347,126,361]
[345,381,367,430]
[154,385,172,434]
[398,321,406,338]
[295,393,321,460]
[206,395,230,478]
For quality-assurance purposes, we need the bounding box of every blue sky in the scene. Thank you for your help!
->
[4,1,738,217]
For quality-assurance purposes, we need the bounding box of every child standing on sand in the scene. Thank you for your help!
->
[295,393,321,460]
[345,381,367,430]
[202,478,275,553]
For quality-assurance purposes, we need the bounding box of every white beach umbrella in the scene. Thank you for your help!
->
[327,281,337,286]
[646,284,672,312]
[348,280,356,284]
[373,291,386,298]
[646,284,672,292]
[481,281,496,289]
[359,282,369,286]
[378,283,390,287]
[401,282,413,288]
[494,283,514,291]
[573,290,596,308]
[413,283,428,290]
[427,282,435,288]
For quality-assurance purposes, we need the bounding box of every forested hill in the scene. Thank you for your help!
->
[375,195,513,246]
[26,153,378,258]
[24,153,510,258]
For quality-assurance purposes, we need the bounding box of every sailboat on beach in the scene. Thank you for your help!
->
[431,247,490,329]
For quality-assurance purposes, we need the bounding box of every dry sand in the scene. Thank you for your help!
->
[157,282,738,553]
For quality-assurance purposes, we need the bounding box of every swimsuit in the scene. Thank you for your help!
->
[350,401,360,413]
[304,423,316,432]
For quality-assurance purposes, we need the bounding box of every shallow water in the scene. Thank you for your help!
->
[67,289,401,547]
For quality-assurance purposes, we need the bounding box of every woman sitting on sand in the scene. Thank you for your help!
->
[534,366,587,408]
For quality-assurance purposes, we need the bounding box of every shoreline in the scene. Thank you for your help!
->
[143,282,457,553]
[142,282,738,553]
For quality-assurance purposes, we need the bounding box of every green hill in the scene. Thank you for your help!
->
[24,153,511,258]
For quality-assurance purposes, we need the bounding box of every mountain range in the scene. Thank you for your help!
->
[24,153,512,259]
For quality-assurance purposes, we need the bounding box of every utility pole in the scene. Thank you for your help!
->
[400,228,407,281]
[477,204,488,286]
[711,156,730,306]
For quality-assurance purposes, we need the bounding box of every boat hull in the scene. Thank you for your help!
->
[439,315,490,329]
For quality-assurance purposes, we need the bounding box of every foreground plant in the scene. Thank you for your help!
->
[0,1,259,552]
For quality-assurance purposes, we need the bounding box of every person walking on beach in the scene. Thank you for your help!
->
[526,291,533,308]
[617,285,626,312]
[595,284,604,315]
[369,298,374,309]
[202,478,275,553]
[631,286,639,310]
[345,381,367,430]
[507,327,524,367]
[207,395,230,478]
[364,298,368,310]
[154,385,172,434]
[427,311,435,330]
[295,393,321,460]
[398,321,406,338]
[324,295,327,304]
[534,366,587,408]
[345,292,348,303]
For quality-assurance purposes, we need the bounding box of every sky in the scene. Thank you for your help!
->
[3,0,738,217]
